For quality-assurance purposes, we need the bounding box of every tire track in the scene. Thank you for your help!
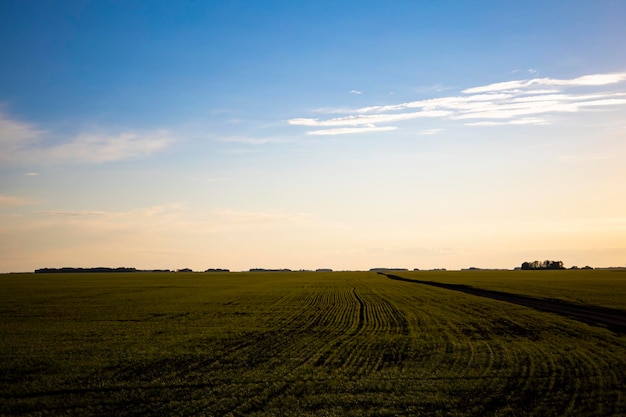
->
[382,273,626,333]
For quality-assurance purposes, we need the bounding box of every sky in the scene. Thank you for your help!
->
[1,0,626,272]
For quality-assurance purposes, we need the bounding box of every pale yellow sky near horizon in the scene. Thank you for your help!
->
[2,1,626,272]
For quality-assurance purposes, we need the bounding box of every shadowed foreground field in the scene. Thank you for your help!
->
[1,271,625,416]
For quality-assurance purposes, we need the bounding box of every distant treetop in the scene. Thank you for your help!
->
[35,267,138,273]
[520,260,565,270]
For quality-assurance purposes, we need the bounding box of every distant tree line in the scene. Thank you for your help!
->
[520,260,565,270]
[35,267,236,274]
[35,267,140,273]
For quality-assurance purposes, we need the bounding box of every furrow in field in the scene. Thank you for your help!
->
[93,286,354,412]
[222,284,371,416]
[375,272,626,415]
[4,272,626,416]
[312,285,413,378]
[383,272,626,333]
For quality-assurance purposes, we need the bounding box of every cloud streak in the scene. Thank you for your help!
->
[0,195,32,208]
[289,110,452,127]
[307,126,397,136]
[0,113,175,164]
[287,72,626,135]
[463,73,626,94]
[4,205,309,238]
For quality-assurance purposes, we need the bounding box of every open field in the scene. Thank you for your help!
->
[383,270,626,333]
[1,271,626,416]
[392,269,626,310]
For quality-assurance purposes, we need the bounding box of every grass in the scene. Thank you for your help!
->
[393,269,626,310]
[1,270,625,416]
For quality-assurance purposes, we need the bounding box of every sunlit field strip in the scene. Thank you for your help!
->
[1,271,625,416]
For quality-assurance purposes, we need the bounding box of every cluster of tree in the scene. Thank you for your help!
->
[36,267,180,273]
[35,267,140,273]
[520,260,565,270]
[205,268,230,272]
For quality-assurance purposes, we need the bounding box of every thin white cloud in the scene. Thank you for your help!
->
[21,204,309,236]
[462,80,531,94]
[307,126,397,136]
[353,93,513,114]
[465,118,548,126]
[288,72,626,134]
[41,210,107,217]
[462,72,626,94]
[32,205,309,230]
[0,113,175,164]
[0,113,43,150]
[43,131,173,163]
[350,90,362,95]
[289,110,452,128]
[578,98,626,107]
[464,121,502,127]
[418,128,443,135]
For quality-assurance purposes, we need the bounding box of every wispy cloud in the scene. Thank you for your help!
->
[0,113,175,164]
[0,204,313,272]
[462,73,626,94]
[45,131,174,163]
[418,128,443,135]
[0,113,44,151]
[0,195,32,208]
[287,72,626,135]
[465,118,549,126]
[350,90,362,95]
[5,204,308,237]
[40,210,107,217]
[307,126,397,136]
[289,110,452,127]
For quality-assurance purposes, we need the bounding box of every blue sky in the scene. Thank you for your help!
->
[1,1,626,272]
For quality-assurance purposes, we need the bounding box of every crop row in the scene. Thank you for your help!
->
[1,271,625,416]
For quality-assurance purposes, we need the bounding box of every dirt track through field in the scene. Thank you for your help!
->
[382,273,626,334]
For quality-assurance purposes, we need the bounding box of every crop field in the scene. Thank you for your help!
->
[393,269,626,310]
[1,271,625,416]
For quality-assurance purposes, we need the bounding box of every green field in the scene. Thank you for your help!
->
[1,271,625,416]
[394,269,626,310]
